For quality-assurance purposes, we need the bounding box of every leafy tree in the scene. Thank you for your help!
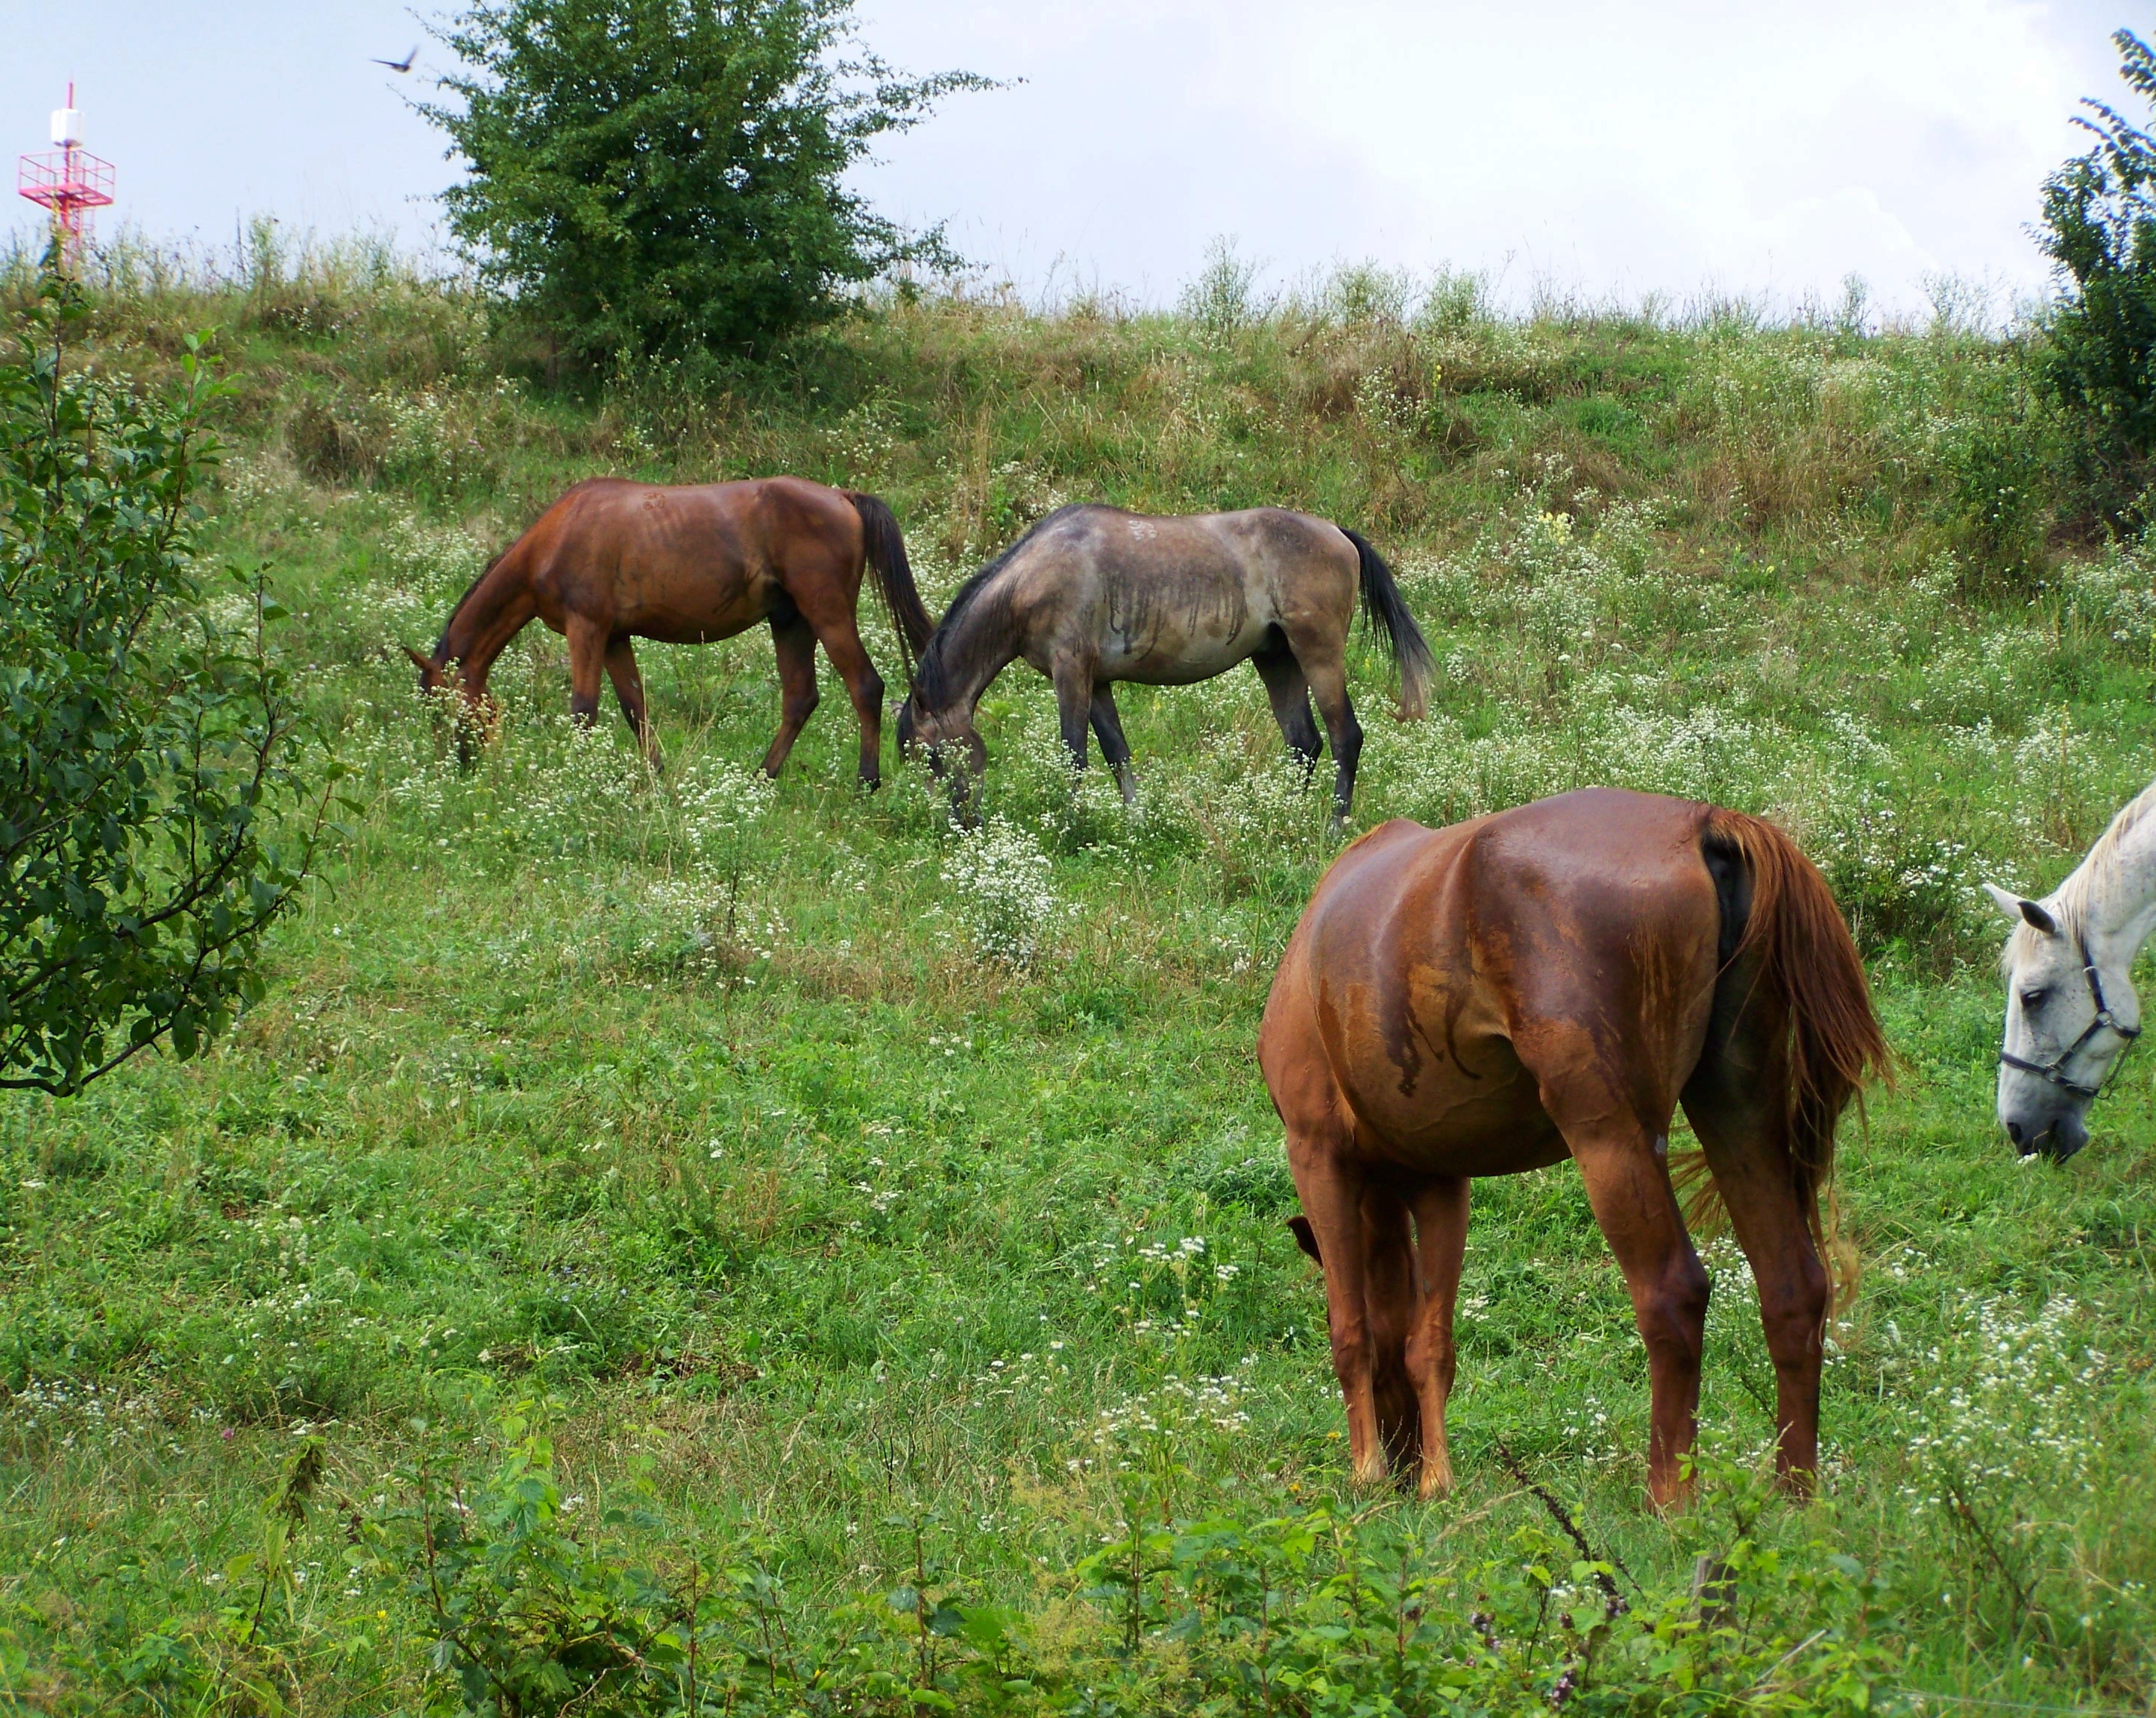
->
[0,267,327,1095]
[421,0,990,363]
[2037,28,2156,484]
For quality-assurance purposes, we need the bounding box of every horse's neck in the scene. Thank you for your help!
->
[444,555,534,685]
[2072,804,2156,961]
[938,591,1018,714]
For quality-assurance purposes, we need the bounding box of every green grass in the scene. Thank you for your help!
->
[3,251,2155,1712]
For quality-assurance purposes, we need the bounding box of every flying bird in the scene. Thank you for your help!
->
[372,45,418,72]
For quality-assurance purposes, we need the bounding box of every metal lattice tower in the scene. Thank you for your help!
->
[18,85,114,271]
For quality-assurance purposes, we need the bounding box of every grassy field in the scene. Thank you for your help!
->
[3,243,2155,1714]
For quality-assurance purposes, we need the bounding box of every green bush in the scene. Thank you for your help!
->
[0,267,327,1095]
[366,1408,1900,1717]
[422,0,990,364]
[2037,27,2156,505]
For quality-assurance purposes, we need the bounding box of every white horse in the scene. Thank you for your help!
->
[1987,781,2156,1161]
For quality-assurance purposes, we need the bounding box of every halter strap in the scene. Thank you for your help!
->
[1999,932,2143,1101]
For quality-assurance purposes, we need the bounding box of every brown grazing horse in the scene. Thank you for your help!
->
[406,477,934,784]
[1259,789,1887,1508]
[895,505,1433,825]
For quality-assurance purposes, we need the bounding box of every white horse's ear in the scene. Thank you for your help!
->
[1982,882,2023,922]
[1984,883,2058,934]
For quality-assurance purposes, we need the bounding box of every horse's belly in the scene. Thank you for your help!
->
[1347,1068,1569,1180]
[634,608,762,645]
[1101,615,1269,684]
[619,582,772,644]
[531,559,771,645]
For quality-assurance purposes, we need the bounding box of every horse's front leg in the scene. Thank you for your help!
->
[1406,1177,1469,1498]
[1051,658,1093,775]
[1088,685,1137,806]
[566,617,609,729]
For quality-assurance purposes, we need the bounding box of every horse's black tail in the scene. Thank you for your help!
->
[1343,527,1434,720]
[848,491,935,679]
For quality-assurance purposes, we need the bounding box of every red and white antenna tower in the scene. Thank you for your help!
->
[18,84,115,271]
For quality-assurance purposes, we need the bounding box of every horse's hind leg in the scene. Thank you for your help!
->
[1559,1110,1710,1509]
[779,582,884,787]
[1251,635,1322,778]
[758,608,821,779]
[604,638,661,770]
[1406,1176,1468,1497]
[1682,1057,1829,1495]
[1362,1183,1422,1479]
[1294,644,1364,830]
[1088,685,1137,805]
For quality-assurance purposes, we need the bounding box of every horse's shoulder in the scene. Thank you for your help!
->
[1345,815,1434,855]
[1316,818,1457,907]
[550,475,633,509]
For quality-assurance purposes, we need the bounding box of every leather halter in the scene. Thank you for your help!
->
[1999,932,2143,1101]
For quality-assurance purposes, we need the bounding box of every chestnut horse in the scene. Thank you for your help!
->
[406,477,934,784]
[1260,789,1887,1508]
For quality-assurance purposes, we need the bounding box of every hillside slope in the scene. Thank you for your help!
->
[2,255,2152,1711]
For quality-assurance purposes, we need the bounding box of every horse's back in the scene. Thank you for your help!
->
[1264,790,1726,1170]
[512,476,863,641]
[536,475,855,548]
[1005,505,1355,682]
[1057,504,1351,583]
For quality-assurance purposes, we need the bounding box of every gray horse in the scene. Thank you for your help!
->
[896,505,1433,825]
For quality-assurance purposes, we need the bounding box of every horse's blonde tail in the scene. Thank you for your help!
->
[1690,809,1893,1306]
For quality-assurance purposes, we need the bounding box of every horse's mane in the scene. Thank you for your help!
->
[2007,775,2156,965]
[913,506,1091,710]
[433,552,506,661]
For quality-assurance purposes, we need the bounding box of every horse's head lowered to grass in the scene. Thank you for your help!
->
[403,644,497,769]
[402,642,453,696]
[893,688,988,819]
[1986,881,2142,1163]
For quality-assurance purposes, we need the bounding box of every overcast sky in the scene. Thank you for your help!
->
[0,1,2145,318]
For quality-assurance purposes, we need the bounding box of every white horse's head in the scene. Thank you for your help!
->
[1985,882,2140,1162]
